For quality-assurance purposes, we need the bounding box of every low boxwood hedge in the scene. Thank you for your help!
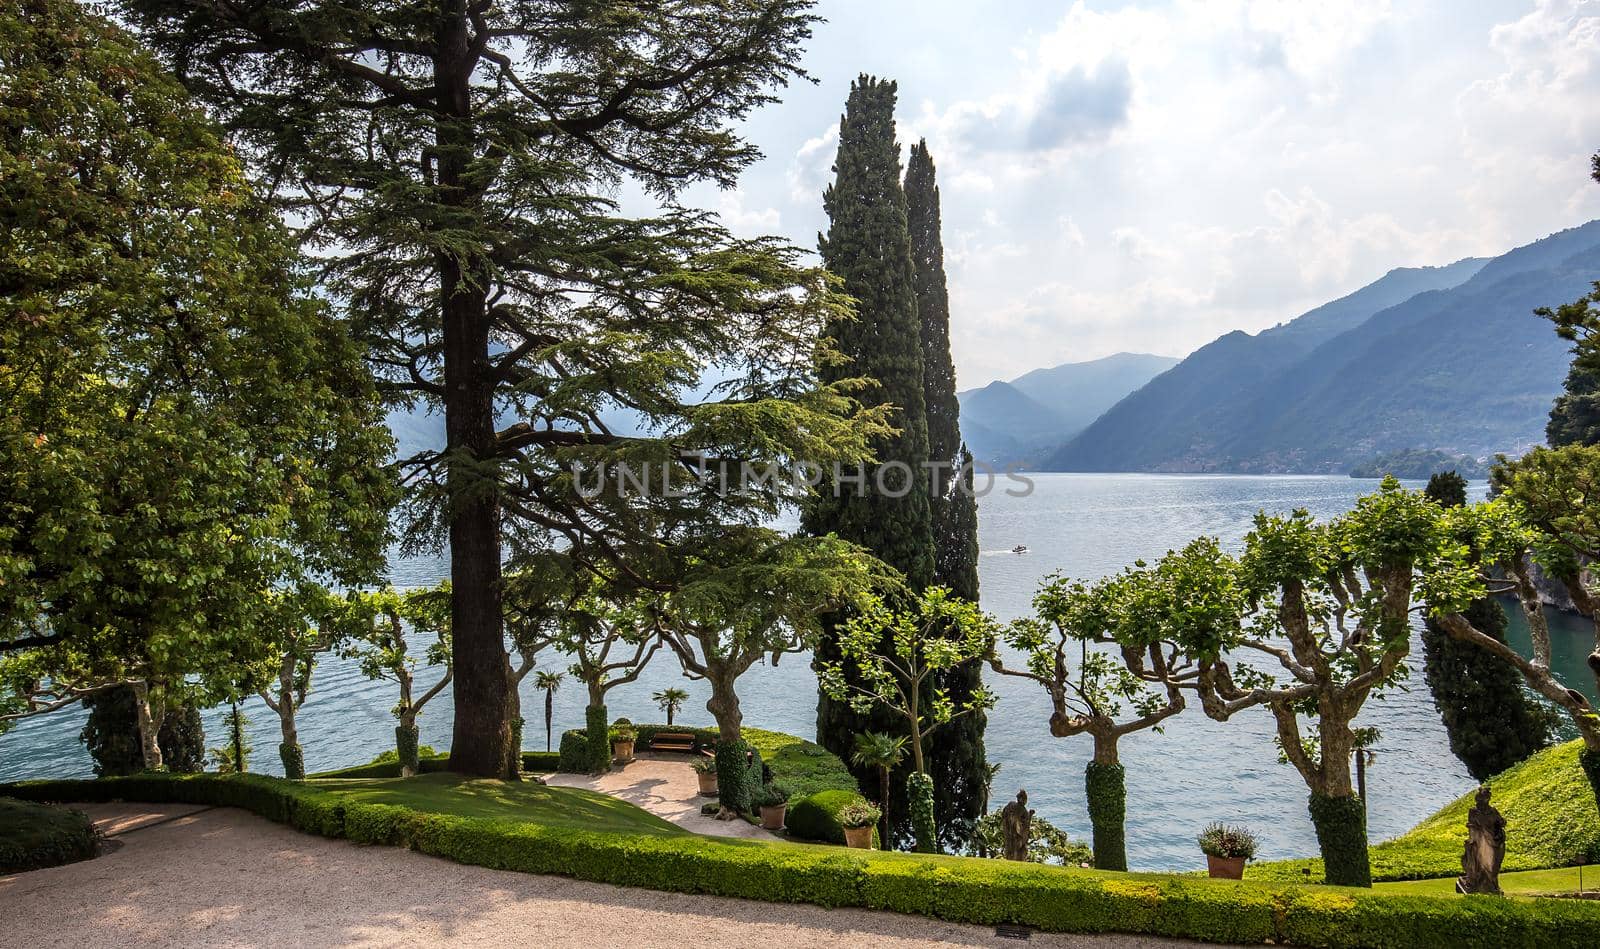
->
[311,751,561,780]
[8,772,1599,947]
[0,797,98,873]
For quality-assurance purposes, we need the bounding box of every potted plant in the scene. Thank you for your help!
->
[1197,822,1258,880]
[756,783,791,831]
[610,723,637,764]
[839,799,881,850]
[692,756,719,796]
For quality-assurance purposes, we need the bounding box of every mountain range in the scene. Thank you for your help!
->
[1031,220,1600,473]
[956,353,1179,467]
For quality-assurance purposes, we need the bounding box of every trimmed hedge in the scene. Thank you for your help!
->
[7,772,1600,947]
[311,751,561,780]
[0,797,98,873]
[1085,761,1127,872]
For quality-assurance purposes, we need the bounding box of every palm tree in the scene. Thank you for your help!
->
[852,731,907,849]
[535,671,565,751]
[653,687,689,726]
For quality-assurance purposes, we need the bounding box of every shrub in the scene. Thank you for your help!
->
[1198,823,1259,860]
[557,729,590,774]
[906,771,936,853]
[7,773,1600,946]
[0,798,98,873]
[691,757,718,775]
[756,783,790,809]
[715,738,757,813]
[786,789,860,845]
[279,742,306,781]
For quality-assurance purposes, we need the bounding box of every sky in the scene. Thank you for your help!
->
[671,0,1600,389]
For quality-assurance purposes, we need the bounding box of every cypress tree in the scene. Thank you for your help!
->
[806,76,935,846]
[905,140,988,849]
[1421,471,1553,780]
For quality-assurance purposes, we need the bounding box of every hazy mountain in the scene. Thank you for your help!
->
[1044,221,1600,472]
[958,353,1178,466]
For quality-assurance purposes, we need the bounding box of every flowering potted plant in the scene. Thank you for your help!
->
[692,756,718,796]
[839,799,881,850]
[1197,822,1258,879]
[610,723,637,764]
[756,783,791,831]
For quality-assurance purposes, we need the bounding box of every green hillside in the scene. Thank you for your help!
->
[1250,740,1600,884]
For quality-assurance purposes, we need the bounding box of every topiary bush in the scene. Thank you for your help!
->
[1085,761,1127,871]
[557,729,589,774]
[0,798,97,873]
[906,771,936,853]
[715,738,757,814]
[786,788,869,845]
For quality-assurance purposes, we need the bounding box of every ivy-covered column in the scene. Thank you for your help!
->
[1085,760,1127,871]
[715,738,755,814]
[1309,792,1371,887]
[1581,748,1600,817]
[584,705,610,774]
[395,716,420,777]
[906,771,937,853]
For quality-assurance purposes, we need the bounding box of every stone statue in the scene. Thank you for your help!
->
[1000,790,1034,861]
[1455,785,1506,895]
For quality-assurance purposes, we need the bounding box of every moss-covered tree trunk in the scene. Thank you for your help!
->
[583,704,609,774]
[906,770,937,853]
[396,712,420,777]
[1309,793,1370,887]
[1583,748,1600,819]
[1085,736,1127,871]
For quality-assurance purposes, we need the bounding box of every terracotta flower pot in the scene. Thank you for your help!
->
[843,824,874,849]
[696,770,719,797]
[1206,854,1246,880]
[759,803,787,831]
[611,739,635,763]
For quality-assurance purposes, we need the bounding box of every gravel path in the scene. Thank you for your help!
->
[541,752,777,840]
[0,803,1224,948]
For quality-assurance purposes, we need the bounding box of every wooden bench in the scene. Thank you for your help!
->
[648,731,698,754]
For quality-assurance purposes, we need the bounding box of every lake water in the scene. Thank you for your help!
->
[4,473,1595,871]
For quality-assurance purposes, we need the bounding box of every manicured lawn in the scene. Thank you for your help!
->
[307,773,687,836]
[1376,865,1600,898]
[1250,739,1600,883]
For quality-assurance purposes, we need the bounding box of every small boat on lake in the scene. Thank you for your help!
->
[1012,545,1028,554]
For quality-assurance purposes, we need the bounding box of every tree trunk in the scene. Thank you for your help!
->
[1085,733,1127,871]
[397,712,420,777]
[277,697,303,780]
[705,673,742,743]
[128,680,162,771]
[544,691,554,752]
[437,7,512,780]
[666,704,675,726]
[1309,792,1371,887]
[878,766,892,847]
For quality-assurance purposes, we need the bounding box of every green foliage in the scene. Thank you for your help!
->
[0,0,394,717]
[839,799,883,830]
[969,811,1092,866]
[1542,280,1600,447]
[124,0,876,780]
[1351,451,1485,479]
[279,742,305,781]
[787,789,864,845]
[211,703,250,774]
[584,706,610,775]
[80,687,205,776]
[1309,794,1371,888]
[12,772,1600,946]
[1198,823,1260,860]
[0,798,96,873]
[905,771,936,852]
[653,688,688,726]
[1424,471,1470,507]
[557,729,591,775]
[159,704,205,774]
[756,783,791,808]
[715,738,761,815]
[808,76,940,835]
[906,138,988,856]
[1423,599,1554,780]
[1085,762,1129,871]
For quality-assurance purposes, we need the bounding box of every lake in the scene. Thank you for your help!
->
[3,473,1594,871]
